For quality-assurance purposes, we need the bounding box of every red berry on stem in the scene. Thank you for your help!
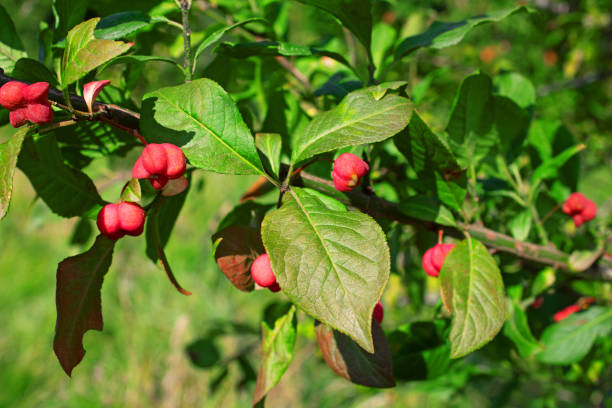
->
[422,243,456,277]
[0,81,26,110]
[96,202,146,240]
[553,304,581,322]
[162,143,186,179]
[373,301,384,324]
[251,253,278,290]
[142,144,168,175]
[562,192,597,227]
[97,204,124,240]
[332,153,369,192]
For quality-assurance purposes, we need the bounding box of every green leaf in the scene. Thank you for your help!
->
[212,225,263,292]
[61,18,133,87]
[256,133,282,178]
[53,0,88,42]
[99,55,185,74]
[141,78,266,176]
[53,235,115,376]
[95,11,165,40]
[315,321,395,388]
[0,5,27,71]
[394,6,529,61]
[292,88,412,163]
[537,307,612,365]
[394,111,466,212]
[568,248,604,273]
[10,58,59,87]
[439,237,505,358]
[261,187,390,352]
[503,301,542,358]
[446,73,529,167]
[530,143,586,193]
[193,18,265,68]
[120,178,142,203]
[493,71,536,110]
[399,195,456,227]
[18,135,104,218]
[508,209,532,241]
[0,128,28,220]
[294,0,373,52]
[253,305,298,405]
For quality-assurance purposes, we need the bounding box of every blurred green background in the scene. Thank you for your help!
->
[1,0,611,406]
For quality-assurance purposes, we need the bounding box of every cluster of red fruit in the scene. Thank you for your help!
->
[0,81,53,127]
[250,253,385,323]
[97,143,187,240]
[562,192,597,227]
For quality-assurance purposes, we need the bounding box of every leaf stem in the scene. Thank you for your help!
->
[179,0,193,82]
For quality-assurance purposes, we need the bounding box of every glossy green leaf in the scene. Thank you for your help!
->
[395,112,466,211]
[10,58,59,86]
[503,301,542,358]
[494,71,536,109]
[530,143,585,193]
[256,133,282,178]
[52,0,88,42]
[0,5,27,71]
[141,78,266,176]
[252,305,297,405]
[508,209,532,241]
[61,18,133,87]
[18,135,104,218]
[99,55,185,74]
[395,6,529,61]
[399,195,456,227]
[537,307,612,365]
[315,320,395,388]
[0,128,28,220]
[53,235,115,376]
[294,0,373,51]
[439,237,505,358]
[261,187,389,352]
[292,88,412,163]
[95,11,165,40]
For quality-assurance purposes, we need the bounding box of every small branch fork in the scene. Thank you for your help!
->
[2,70,608,278]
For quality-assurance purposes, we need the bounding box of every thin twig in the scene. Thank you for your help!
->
[179,0,193,81]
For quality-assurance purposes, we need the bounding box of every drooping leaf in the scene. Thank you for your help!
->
[0,128,29,220]
[52,0,88,42]
[294,0,373,52]
[193,18,266,68]
[399,195,456,227]
[315,321,395,388]
[18,135,105,218]
[95,11,166,40]
[439,237,505,358]
[253,305,298,405]
[261,187,390,352]
[212,225,264,292]
[0,5,27,71]
[256,133,282,178]
[446,73,529,167]
[53,235,115,376]
[537,307,612,365]
[503,301,542,358]
[141,78,266,176]
[61,18,133,87]
[394,6,529,61]
[394,111,466,211]
[292,88,412,163]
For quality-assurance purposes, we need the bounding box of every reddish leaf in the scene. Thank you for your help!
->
[213,225,264,291]
[53,235,115,376]
[315,321,395,388]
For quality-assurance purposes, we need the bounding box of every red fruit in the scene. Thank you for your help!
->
[251,253,277,289]
[373,301,384,324]
[562,192,597,227]
[132,143,186,190]
[332,153,369,192]
[22,82,50,104]
[0,81,26,110]
[25,103,53,124]
[96,202,146,240]
[553,304,581,322]
[9,108,28,128]
[422,243,456,277]
[531,296,544,309]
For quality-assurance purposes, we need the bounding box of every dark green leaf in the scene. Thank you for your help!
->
[0,128,28,220]
[53,0,88,42]
[292,87,412,163]
[212,225,263,292]
[399,195,456,227]
[95,11,165,40]
[537,307,612,365]
[186,338,221,369]
[253,305,297,405]
[18,135,104,218]
[0,5,27,71]
[294,0,373,52]
[394,6,529,61]
[53,235,115,376]
[61,18,133,87]
[503,301,542,358]
[141,78,266,176]
[256,133,282,178]
[315,321,395,388]
[100,55,185,74]
[439,237,505,358]
[261,187,389,352]
[493,71,536,110]
[10,58,58,86]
